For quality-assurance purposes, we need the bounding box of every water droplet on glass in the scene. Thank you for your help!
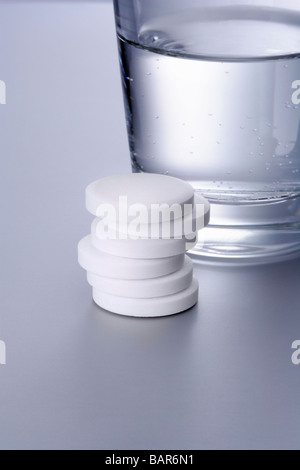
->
[146,72,152,76]
[253,128,258,133]
[154,116,159,119]
[152,36,159,43]
[216,141,220,145]
[208,113,213,117]
[249,170,254,174]
[240,126,245,130]
[259,152,264,156]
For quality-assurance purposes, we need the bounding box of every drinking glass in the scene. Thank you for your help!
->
[113,0,300,263]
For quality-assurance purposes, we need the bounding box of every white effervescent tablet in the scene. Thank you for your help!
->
[78,235,184,280]
[79,173,210,317]
[90,218,198,258]
[87,256,193,298]
[92,278,199,317]
[86,173,194,220]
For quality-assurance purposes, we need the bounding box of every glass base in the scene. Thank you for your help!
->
[190,196,300,265]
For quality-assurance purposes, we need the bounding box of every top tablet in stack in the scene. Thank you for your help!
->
[78,174,210,317]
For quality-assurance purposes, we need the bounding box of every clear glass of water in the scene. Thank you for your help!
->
[113,0,300,263]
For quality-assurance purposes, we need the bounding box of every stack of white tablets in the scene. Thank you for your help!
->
[78,174,210,317]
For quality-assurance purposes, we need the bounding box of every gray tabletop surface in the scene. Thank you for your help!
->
[0,0,300,450]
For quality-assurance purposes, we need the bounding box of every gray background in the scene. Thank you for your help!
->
[0,0,300,450]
